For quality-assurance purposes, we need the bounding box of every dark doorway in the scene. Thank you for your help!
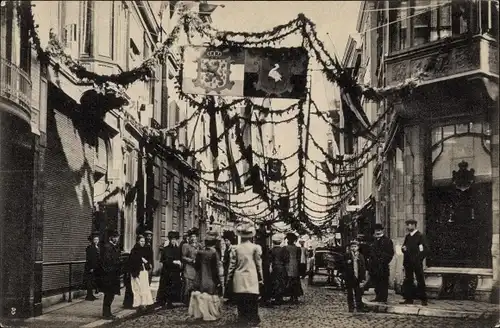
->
[427,183,492,268]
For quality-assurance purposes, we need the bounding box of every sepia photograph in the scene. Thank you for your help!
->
[0,0,498,327]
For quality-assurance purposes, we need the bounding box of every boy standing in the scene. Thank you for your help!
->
[344,240,368,312]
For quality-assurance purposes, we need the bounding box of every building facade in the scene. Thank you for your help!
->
[0,0,49,317]
[352,0,499,302]
[0,0,214,318]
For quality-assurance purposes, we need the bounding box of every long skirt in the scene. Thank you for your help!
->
[188,291,222,321]
[131,269,154,308]
[285,276,304,298]
[270,268,287,300]
[157,269,182,304]
[183,278,197,304]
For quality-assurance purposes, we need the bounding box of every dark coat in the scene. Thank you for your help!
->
[85,244,100,273]
[371,235,394,274]
[402,231,428,266]
[100,242,121,295]
[128,244,152,279]
[269,246,287,297]
[195,247,223,295]
[157,244,183,304]
[144,242,154,270]
[344,251,367,286]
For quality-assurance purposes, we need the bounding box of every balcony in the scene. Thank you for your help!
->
[386,35,498,118]
[0,57,32,123]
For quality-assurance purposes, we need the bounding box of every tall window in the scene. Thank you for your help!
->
[96,1,113,58]
[389,0,408,52]
[81,1,93,55]
[411,0,431,46]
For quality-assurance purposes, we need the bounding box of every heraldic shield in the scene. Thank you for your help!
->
[183,46,245,96]
[244,47,308,99]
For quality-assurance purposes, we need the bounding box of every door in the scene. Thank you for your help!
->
[427,183,492,268]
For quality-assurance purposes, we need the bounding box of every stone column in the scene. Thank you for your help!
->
[491,101,500,304]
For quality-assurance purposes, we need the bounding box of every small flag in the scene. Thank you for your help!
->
[340,87,377,141]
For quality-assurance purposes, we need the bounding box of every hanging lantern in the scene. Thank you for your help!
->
[266,158,283,181]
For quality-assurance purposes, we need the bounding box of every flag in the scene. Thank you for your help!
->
[220,109,242,192]
[244,47,308,99]
[340,87,377,141]
[182,46,245,96]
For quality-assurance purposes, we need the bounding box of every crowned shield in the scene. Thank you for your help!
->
[452,161,475,192]
[192,50,236,94]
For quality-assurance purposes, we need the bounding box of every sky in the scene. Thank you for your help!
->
[210,1,362,215]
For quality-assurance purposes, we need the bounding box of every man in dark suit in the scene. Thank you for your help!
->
[370,224,394,303]
[401,219,428,306]
[85,232,101,301]
[344,240,368,312]
[144,230,154,285]
[100,230,122,320]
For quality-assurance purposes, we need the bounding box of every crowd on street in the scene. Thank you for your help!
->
[80,216,438,327]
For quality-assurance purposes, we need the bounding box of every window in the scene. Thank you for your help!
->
[96,1,113,57]
[411,0,431,46]
[81,1,93,55]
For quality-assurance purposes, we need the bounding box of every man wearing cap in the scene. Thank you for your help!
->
[100,230,121,319]
[370,224,394,303]
[84,232,101,301]
[157,231,182,308]
[401,219,428,306]
[143,230,154,285]
[344,240,368,312]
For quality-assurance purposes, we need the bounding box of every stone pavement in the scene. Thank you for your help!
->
[362,289,500,320]
[0,278,497,328]
[0,279,161,328]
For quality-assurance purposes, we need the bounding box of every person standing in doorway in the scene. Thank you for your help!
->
[344,240,368,312]
[369,224,394,303]
[401,219,428,306]
[100,230,122,320]
[182,230,199,305]
[156,231,183,308]
[227,218,263,327]
[84,232,101,301]
[143,230,154,285]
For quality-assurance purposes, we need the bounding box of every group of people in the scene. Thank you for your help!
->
[342,219,429,312]
[84,230,156,319]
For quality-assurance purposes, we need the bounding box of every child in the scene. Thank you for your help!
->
[344,240,368,312]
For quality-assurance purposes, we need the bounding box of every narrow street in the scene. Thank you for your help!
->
[111,282,494,328]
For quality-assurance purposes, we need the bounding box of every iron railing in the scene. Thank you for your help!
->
[42,260,86,302]
[0,56,32,114]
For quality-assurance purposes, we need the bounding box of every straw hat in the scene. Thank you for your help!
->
[235,218,256,238]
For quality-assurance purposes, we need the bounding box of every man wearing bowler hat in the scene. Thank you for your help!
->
[370,224,394,303]
[100,230,121,319]
[401,219,428,306]
[144,230,154,285]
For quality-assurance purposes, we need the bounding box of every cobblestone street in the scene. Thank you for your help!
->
[111,282,496,328]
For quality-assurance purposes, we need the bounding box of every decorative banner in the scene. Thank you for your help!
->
[182,46,245,97]
[182,46,309,99]
[244,47,308,99]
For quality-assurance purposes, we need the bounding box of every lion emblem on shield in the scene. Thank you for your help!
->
[192,49,236,94]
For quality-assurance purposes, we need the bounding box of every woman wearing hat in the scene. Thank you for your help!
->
[129,235,154,311]
[226,219,263,326]
[269,234,287,304]
[156,230,182,308]
[283,232,303,303]
[84,232,101,301]
[188,231,224,321]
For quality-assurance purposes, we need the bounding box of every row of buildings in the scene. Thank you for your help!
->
[328,0,498,302]
[0,0,241,319]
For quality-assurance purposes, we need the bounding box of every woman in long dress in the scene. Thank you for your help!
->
[188,231,224,321]
[129,235,154,311]
[227,219,263,327]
